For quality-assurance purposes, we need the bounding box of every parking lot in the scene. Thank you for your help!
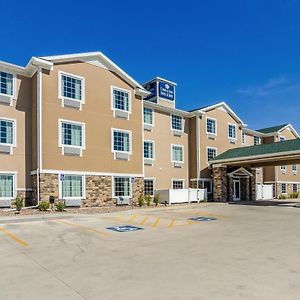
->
[1,203,300,300]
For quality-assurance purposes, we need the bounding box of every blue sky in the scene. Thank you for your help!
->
[1,0,300,132]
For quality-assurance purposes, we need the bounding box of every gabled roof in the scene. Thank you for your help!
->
[256,124,288,134]
[210,138,300,164]
[40,52,149,97]
[190,101,246,125]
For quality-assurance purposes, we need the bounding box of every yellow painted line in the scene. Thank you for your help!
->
[168,219,176,228]
[139,216,149,225]
[54,220,111,237]
[0,226,29,247]
[152,217,161,228]
[127,214,138,223]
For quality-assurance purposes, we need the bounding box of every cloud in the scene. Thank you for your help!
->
[236,77,287,97]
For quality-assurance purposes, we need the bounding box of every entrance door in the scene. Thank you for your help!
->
[233,179,241,201]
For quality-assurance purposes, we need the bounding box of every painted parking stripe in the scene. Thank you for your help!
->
[0,226,29,247]
[54,220,111,237]
[139,216,149,225]
[127,214,138,223]
[168,219,176,228]
[152,217,161,228]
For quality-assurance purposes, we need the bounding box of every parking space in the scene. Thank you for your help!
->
[0,203,300,299]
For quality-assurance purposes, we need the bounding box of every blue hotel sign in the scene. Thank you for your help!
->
[144,82,156,101]
[158,81,175,101]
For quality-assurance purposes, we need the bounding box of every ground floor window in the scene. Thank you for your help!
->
[172,180,184,189]
[292,184,298,193]
[0,174,14,199]
[144,179,154,196]
[201,180,212,194]
[114,177,130,197]
[281,183,287,194]
[62,175,84,198]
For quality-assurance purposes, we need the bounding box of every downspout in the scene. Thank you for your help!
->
[195,112,201,200]
[36,66,42,205]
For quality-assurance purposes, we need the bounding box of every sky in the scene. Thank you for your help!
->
[1,0,300,132]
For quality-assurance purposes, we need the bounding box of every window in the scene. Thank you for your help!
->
[172,145,183,162]
[144,141,154,159]
[207,147,217,162]
[206,118,216,135]
[112,88,130,112]
[171,115,182,131]
[0,72,14,96]
[228,124,236,139]
[172,180,184,189]
[113,130,130,152]
[62,175,84,198]
[61,121,83,147]
[0,119,14,145]
[114,177,130,197]
[254,136,260,145]
[292,165,298,173]
[144,179,154,196]
[279,136,285,142]
[281,165,287,173]
[242,132,245,144]
[200,180,212,194]
[143,108,153,125]
[60,73,83,101]
[0,174,14,199]
[293,184,298,193]
[281,183,287,194]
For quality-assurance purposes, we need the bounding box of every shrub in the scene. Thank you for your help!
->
[38,201,50,211]
[138,195,144,207]
[278,194,286,200]
[145,194,151,206]
[15,196,23,211]
[290,192,299,199]
[56,201,66,212]
[153,194,159,206]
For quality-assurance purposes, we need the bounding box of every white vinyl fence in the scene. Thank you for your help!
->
[156,188,207,205]
[256,184,273,200]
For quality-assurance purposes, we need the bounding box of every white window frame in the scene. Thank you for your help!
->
[171,179,185,189]
[171,144,184,163]
[0,118,17,154]
[58,174,86,200]
[254,136,261,145]
[206,117,217,136]
[228,123,237,140]
[241,132,246,145]
[58,71,85,109]
[292,164,298,174]
[112,176,132,198]
[171,114,183,132]
[292,183,298,193]
[58,119,85,156]
[207,147,217,163]
[111,86,131,119]
[144,178,156,196]
[281,183,287,194]
[0,172,17,200]
[144,140,155,160]
[143,107,154,130]
[111,128,132,160]
[280,165,287,174]
[279,136,286,142]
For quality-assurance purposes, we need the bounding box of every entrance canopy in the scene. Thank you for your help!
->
[210,139,300,168]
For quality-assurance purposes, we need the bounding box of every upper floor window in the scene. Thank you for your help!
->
[59,120,85,156]
[207,147,217,162]
[280,165,287,173]
[254,136,260,145]
[60,73,83,101]
[113,130,130,153]
[292,164,298,173]
[206,118,216,135]
[242,132,245,144]
[0,72,14,96]
[171,145,183,162]
[171,115,182,131]
[0,119,14,145]
[280,136,285,142]
[62,175,84,199]
[113,177,130,197]
[228,124,236,139]
[144,141,154,159]
[112,88,130,112]
[143,108,153,125]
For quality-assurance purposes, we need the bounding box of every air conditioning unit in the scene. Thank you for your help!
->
[115,151,130,160]
[173,162,184,168]
[172,129,182,137]
[116,196,131,205]
[0,199,12,208]
[64,199,81,207]
[207,133,216,140]
[63,98,81,109]
[63,146,82,156]
[114,109,129,119]
[0,94,12,105]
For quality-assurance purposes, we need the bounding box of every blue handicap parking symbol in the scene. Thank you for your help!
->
[189,217,217,222]
[106,225,144,232]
